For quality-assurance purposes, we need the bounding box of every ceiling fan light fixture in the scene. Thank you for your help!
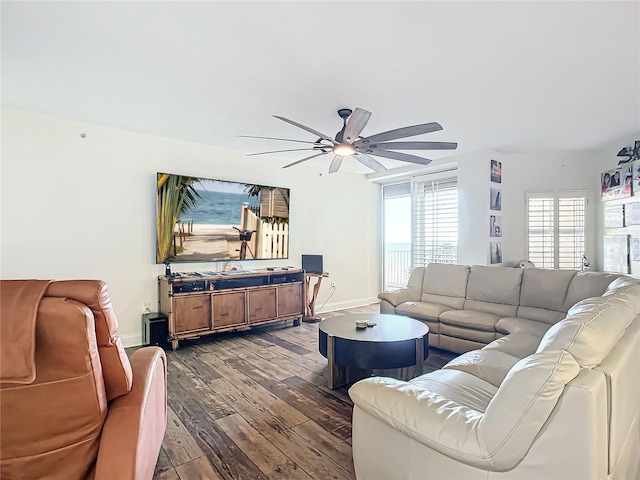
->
[333,143,356,156]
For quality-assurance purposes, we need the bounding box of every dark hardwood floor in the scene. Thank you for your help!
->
[148,304,456,480]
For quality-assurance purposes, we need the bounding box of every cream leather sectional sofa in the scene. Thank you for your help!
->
[378,263,624,353]
[349,264,640,479]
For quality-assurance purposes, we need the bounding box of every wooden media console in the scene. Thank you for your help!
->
[158,269,304,350]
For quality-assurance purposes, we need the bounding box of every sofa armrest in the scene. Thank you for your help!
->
[350,350,579,472]
[377,287,421,307]
[95,347,167,480]
[349,377,487,467]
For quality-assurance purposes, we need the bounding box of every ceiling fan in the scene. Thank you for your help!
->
[241,107,458,173]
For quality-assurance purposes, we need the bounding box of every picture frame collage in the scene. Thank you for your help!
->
[601,160,640,276]
[489,159,502,264]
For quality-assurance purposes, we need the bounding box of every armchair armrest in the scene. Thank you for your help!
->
[95,347,167,480]
[377,287,421,307]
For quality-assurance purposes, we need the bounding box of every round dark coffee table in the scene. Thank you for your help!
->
[318,313,429,389]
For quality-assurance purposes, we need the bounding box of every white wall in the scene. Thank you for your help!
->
[1,107,380,346]
[458,151,601,266]
[376,150,601,268]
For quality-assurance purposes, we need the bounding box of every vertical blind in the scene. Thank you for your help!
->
[411,175,458,267]
[527,191,587,270]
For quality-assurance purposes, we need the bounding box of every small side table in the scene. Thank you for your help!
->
[303,272,328,322]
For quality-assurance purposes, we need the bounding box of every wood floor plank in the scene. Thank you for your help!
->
[225,357,352,441]
[167,378,266,480]
[167,358,235,420]
[209,378,352,480]
[291,419,355,476]
[201,354,309,428]
[258,332,312,355]
[216,413,313,480]
[163,406,206,467]
[175,456,225,480]
[176,348,222,382]
[154,447,180,480]
[268,343,326,370]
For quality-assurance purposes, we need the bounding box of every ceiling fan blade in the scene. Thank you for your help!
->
[355,122,443,145]
[238,135,328,146]
[343,108,372,144]
[282,151,329,169]
[353,152,387,172]
[367,149,432,165]
[273,116,337,145]
[247,147,326,157]
[365,141,458,151]
[329,155,343,174]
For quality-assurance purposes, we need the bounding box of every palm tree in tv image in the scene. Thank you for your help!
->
[156,174,201,263]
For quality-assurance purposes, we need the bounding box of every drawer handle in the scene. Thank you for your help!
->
[192,306,203,310]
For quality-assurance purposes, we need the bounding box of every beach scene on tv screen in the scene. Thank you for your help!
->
[156,174,290,263]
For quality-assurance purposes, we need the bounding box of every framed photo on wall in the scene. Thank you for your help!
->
[603,235,629,274]
[604,204,625,228]
[631,236,640,276]
[490,188,502,211]
[633,160,640,196]
[624,201,640,226]
[602,165,632,201]
[490,215,502,237]
[491,160,502,183]
[490,242,502,264]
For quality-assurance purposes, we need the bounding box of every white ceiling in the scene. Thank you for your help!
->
[2,1,639,173]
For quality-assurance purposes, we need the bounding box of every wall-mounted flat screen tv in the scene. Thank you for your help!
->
[156,173,290,263]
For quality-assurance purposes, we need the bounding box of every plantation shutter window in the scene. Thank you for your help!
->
[526,191,587,270]
[411,174,458,267]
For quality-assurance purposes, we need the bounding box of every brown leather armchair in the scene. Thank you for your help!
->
[0,280,167,479]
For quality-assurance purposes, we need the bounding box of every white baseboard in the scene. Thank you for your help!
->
[121,333,143,348]
[317,297,380,314]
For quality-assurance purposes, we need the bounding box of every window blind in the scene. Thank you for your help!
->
[526,192,587,270]
[411,175,458,267]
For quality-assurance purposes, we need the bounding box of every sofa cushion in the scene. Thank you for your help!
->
[409,369,498,412]
[520,268,576,312]
[483,332,542,359]
[443,349,521,387]
[562,271,622,311]
[439,309,500,332]
[395,301,452,323]
[420,263,469,309]
[439,324,497,344]
[537,287,640,368]
[466,265,522,305]
[516,305,567,325]
[463,299,517,318]
[479,350,580,470]
[422,263,470,297]
[495,317,551,338]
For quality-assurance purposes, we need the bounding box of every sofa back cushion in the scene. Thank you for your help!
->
[462,266,522,316]
[518,269,576,324]
[0,297,108,479]
[479,350,580,470]
[421,263,470,309]
[562,271,622,311]
[537,285,640,368]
